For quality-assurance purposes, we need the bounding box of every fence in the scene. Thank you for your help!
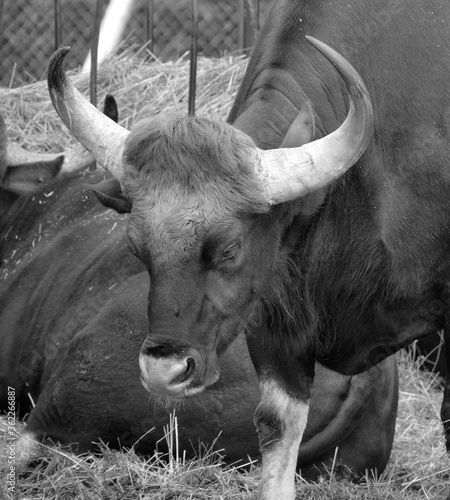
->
[0,0,272,87]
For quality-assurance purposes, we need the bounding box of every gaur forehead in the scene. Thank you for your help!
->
[128,188,245,262]
[121,114,269,219]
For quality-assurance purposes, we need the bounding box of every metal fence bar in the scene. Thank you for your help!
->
[238,0,245,52]
[245,0,258,48]
[256,0,260,33]
[54,0,62,51]
[188,0,198,117]
[90,0,103,108]
[0,0,5,33]
[146,0,154,54]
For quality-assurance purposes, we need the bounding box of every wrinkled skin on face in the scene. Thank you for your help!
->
[122,114,288,398]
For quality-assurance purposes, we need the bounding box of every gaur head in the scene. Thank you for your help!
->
[47,37,373,398]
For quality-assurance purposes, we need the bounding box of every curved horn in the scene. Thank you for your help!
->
[47,47,129,182]
[253,36,374,204]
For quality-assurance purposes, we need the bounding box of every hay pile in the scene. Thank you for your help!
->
[1,352,448,499]
[1,50,450,499]
[0,48,247,154]
[387,350,448,498]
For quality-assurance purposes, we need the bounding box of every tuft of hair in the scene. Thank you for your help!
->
[122,113,270,215]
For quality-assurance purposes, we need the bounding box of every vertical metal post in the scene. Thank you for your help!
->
[238,0,245,52]
[0,0,5,31]
[146,0,154,54]
[244,0,258,49]
[188,0,198,117]
[90,0,103,108]
[54,0,62,51]
[256,0,260,34]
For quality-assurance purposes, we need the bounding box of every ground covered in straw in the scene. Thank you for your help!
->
[1,52,450,499]
[0,351,448,499]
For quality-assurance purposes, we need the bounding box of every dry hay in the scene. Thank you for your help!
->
[1,50,450,499]
[374,349,449,499]
[0,47,248,154]
[1,352,449,500]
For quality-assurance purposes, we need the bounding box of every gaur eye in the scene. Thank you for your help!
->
[201,238,242,268]
[221,242,240,261]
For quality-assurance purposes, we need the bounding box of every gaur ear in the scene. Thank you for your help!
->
[280,101,315,148]
[103,94,119,123]
[2,156,64,194]
[91,177,131,213]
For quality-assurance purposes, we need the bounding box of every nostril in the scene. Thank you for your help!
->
[170,356,196,386]
[140,343,153,357]
[141,341,177,358]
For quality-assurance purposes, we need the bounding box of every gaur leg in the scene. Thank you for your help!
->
[256,375,311,499]
[246,330,313,500]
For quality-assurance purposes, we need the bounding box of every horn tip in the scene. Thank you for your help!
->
[47,46,72,94]
[304,35,371,106]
